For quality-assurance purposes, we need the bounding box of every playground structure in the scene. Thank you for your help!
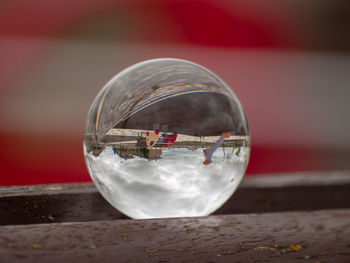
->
[203,132,231,165]
[103,128,247,162]
[145,129,178,149]
[146,129,160,147]
[162,132,178,148]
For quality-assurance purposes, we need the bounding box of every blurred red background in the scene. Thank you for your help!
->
[1,0,350,185]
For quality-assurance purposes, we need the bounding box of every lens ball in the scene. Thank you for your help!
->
[84,58,250,219]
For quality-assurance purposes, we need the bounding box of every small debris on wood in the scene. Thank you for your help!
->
[145,248,158,253]
[254,246,272,251]
[290,244,303,252]
[31,243,42,249]
[255,244,303,254]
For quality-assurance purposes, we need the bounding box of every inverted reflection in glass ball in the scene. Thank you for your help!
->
[84,58,250,219]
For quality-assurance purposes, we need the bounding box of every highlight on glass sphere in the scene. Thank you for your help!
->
[83,58,250,219]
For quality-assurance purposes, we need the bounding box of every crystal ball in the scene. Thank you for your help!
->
[83,58,250,219]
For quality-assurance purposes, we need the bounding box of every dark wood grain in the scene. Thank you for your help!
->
[1,172,350,262]
[1,171,350,225]
[0,209,349,263]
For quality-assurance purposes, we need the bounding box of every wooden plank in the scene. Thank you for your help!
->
[2,170,349,197]
[0,183,96,198]
[0,209,349,263]
[1,171,350,225]
[240,170,350,188]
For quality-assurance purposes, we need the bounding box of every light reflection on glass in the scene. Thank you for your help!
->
[84,58,250,219]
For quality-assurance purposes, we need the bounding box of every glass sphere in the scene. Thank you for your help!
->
[83,58,250,219]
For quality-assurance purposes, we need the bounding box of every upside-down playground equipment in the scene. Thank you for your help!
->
[146,129,160,147]
[162,132,177,148]
[203,132,231,165]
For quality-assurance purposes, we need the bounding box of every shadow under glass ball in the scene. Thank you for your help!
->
[84,58,250,219]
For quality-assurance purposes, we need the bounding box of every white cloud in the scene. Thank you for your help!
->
[85,145,249,219]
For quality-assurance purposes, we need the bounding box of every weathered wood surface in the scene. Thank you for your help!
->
[2,171,348,197]
[0,209,349,263]
[0,172,350,262]
[1,171,350,225]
